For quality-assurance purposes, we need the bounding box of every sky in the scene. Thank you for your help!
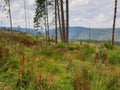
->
[0,0,120,28]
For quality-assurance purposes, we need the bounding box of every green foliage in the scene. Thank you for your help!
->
[89,71,108,90]
[57,42,67,48]
[68,46,75,51]
[99,49,107,58]
[68,45,80,51]
[83,44,95,56]
[50,38,55,42]
[107,77,119,90]
[41,50,52,57]
[109,51,120,64]
[104,42,113,49]
[0,55,19,72]
[7,55,19,69]
[0,30,120,90]
[16,72,32,89]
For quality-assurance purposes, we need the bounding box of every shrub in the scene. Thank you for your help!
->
[68,46,76,51]
[68,45,80,51]
[8,55,19,69]
[109,52,120,64]
[50,38,55,42]
[40,50,53,57]
[16,71,32,89]
[104,42,113,49]
[1,55,19,72]
[68,46,74,51]
[57,42,66,48]
[107,77,119,90]
[83,44,95,56]
[98,49,108,63]
[99,49,107,58]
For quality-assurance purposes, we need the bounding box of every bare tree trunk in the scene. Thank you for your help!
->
[55,0,58,44]
[27,6,30,32]
[57,0,62,41]
[112,0,117,46]
[66,0,69,44]
[8,0,13,32]
[46,1,50,45]
[23,0,28,32]
[60,0,66,43]
[45,17,48,45]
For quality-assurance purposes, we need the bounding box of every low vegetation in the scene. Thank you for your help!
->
[0,30,120,90]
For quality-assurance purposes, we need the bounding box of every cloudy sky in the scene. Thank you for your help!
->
[0,0,120,28]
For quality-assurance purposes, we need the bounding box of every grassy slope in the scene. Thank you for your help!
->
[0,30,120,90]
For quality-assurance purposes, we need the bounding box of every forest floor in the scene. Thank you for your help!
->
[0,30,120,90]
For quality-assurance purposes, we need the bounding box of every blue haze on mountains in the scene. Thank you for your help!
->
[0,26,120,42]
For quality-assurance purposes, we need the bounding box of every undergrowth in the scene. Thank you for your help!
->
[0,30,120,90]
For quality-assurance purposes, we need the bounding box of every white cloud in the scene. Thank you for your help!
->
[69,0,120,28]
[97,14,107,22]
[26,0,35,6]
[71,0,89,7]
[0,0,120,28]
[10,0,35,28]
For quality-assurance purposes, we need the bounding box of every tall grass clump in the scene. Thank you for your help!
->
[109,51,120,64]
[0,46,19,72]
[68,45,80,51]
[98,49,108,63]
[104,42,113,49]
[83,44,95,56]
[107,76,120,90]
[73,66,91,90]
[57,42,67,48]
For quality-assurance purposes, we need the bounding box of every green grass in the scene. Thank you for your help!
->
[0,30,120,90]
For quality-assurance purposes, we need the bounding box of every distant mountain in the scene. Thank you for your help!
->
[0,27,38,34]
[49,26,120,41]
[0,26,120,41]
[68,26,120,41]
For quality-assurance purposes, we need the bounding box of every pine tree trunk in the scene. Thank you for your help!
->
[112,0,117,46]
[66,0,69,44]
[57,0,62,41]
[46,1,50,45]
[55,0,58,44]
[45,17,48,45]
[60,0,66,43]
[24,0,28,32]
[8,0,13,32]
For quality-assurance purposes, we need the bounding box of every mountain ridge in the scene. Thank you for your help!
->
[0,26,120,41]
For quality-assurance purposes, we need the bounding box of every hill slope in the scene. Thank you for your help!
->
[0,30,120,90]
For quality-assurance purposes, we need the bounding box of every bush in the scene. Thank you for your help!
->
[41,50,52,57]
[104,42,113,49]
[68,46,74,51]
[57,42,66,48]
[84,44,95,56]
[109,52,120,64]
[1,55,19,72]
[50,38,55,42]
[68,46,76,51]
[107,77,119,90]
[16,71,32,89]
[99,49,107,58]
